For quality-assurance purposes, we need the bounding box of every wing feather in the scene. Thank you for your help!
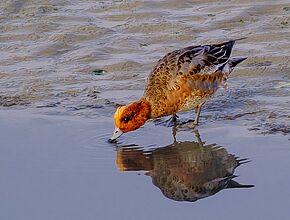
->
[143,39,245,117]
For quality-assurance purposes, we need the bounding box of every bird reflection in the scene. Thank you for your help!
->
[116,129,253,202]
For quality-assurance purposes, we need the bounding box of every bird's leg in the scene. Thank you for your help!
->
[171,114,178,123]
[183,101,205,129]
[172,125,177,143]
[193,101,205,126]
[193,129,203,146]
[166,114,179,127]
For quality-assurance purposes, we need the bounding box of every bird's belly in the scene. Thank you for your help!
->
[179,97,202,112]
[179,92,211,112]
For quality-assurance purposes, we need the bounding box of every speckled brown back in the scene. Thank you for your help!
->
[143,40,241,118]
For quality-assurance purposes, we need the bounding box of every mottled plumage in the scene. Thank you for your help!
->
[143,40,246,118]
[109,39,247,141]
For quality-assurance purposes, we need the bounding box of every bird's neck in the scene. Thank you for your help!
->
[138,98,152,120]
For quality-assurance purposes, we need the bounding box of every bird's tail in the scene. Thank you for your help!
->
[226,179,254,189]
[218,57,247,76]
[228,57,248,67]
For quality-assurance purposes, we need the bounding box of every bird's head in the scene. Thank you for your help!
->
[109,99,151,142]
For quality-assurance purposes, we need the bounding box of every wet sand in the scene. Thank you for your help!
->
[0,0,290,219]
[0,0,289,134]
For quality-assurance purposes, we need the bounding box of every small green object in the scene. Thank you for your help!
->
[239,19,244,23]
[283,7,290,11]
[207,14,215,17]
[92,69,106,75]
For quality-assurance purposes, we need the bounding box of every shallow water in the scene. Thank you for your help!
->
[0,0,290,219]
[1,110,290,220]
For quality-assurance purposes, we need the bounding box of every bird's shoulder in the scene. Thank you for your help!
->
[144,42,232,94]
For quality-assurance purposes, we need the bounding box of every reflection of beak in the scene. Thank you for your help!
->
[108,127,123,142]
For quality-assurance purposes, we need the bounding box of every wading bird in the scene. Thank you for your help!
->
[109,39,247,141]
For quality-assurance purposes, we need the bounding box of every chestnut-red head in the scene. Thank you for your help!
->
[109,99,151,141]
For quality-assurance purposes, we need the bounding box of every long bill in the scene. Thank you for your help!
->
[108,127,123,142]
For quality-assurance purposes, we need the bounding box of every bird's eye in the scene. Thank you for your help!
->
[123,116,130,123]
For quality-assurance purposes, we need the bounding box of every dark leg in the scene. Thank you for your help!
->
[172,126,177,143]
[171,114,178,123]
[166,114,179,127]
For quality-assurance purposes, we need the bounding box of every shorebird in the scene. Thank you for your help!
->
[109,39,247,141]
